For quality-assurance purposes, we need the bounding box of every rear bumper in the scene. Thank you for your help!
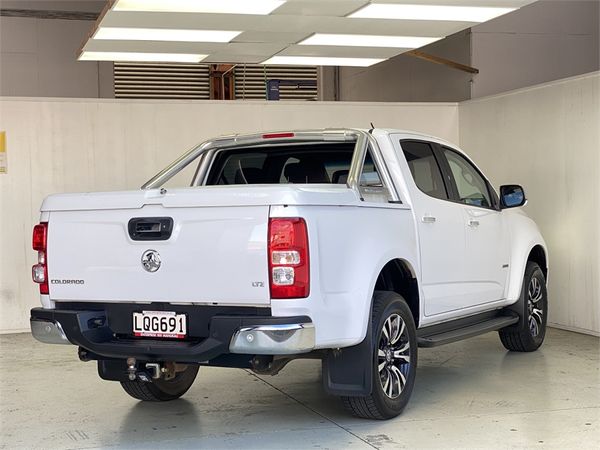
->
[30,319,70,345]
[230,322,315,355]
[30,306,314,362]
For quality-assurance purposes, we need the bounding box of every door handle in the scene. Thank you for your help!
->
[468,219,480,227]
[422,215,437,224]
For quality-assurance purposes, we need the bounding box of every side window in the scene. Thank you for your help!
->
[401,141,448,200]
[359,147,390,203]
[359,150,383,187]
[443,148,491,208]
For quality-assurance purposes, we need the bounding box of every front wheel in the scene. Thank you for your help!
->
[121,365,199,401]
[499,261,548,352]
[341,291,418,420]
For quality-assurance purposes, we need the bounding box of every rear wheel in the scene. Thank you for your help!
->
[499,261,548,352]
[341,291,417,420]
[121,365,199,401]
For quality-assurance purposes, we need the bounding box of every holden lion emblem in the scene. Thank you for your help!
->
[141,249,161,273]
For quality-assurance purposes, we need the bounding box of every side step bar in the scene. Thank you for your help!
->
[417,312,519,348]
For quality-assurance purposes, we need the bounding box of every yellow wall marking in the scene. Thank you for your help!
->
[0,131,7,174]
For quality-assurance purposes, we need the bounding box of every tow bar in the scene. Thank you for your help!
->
[126,358,177,382]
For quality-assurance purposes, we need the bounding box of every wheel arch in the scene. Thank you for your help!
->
[506,241,549,302]
[503,208,548,302]
[528,245,548,279]
[323,258,419,399]
[373,258,420,328]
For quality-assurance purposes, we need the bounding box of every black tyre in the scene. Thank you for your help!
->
[499,261,548,352]
[121,365,199,401]
[341,291,418,420]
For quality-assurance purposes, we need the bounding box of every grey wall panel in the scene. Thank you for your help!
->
[337,31,473,102]
[0,16,103,98]
[470,0,600,97]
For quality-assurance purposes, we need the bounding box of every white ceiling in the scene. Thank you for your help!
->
[79,0,537,66]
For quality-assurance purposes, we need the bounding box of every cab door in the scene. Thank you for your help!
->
[439,146,509,305]
[398,140,467,317]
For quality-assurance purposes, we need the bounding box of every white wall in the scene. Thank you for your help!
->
[460,72,600,335]
[0,98,459,332]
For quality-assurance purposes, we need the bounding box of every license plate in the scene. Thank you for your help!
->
[133,311,187,339]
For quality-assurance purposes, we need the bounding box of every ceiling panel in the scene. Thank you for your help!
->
[98,13,477,37]
[279,45,402,59]
[271,0,367,17]
[85,40,288,56]
[234,31,311,45]
[369,0,532,6]
[79,0,538,66]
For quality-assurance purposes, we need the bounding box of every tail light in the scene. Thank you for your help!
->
[268,218,309,299]
[32,223,49,295]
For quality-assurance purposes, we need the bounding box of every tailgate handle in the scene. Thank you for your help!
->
[128,217,173,241]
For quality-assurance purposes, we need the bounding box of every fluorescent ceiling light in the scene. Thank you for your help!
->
[94,28,241,43]
[79,51,208,63]
[113,0,286,15]
[263,56,384,67]
[299,34,442,49]
[349,3,516,23]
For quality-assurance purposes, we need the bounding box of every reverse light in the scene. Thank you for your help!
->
[32,223,49,295]
[268,218,309,299]
[272,267,295,286]
[32,264,46,283]
[272,250,300,265]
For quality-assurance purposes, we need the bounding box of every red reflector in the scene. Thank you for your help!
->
[268,218,309,299]
[262,132,295,139]
[39,269,49,295]
[32,223,48,251]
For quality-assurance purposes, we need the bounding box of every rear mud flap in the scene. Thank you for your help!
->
[322,326,373,397]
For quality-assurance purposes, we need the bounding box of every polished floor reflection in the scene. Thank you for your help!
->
[1,328,598,449]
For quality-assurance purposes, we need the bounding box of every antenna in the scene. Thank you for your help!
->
[369,122,375,134]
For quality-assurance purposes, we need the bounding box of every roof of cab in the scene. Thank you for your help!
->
[359,128,460,150]
[221,128,461,152]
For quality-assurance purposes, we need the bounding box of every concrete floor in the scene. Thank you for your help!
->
[0,328,598,449]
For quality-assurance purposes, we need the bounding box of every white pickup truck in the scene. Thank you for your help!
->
[30,129,548,419]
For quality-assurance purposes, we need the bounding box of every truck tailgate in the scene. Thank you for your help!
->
[46,204,270,305]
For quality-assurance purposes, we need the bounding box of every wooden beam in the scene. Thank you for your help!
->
[0,8,99,20]
[406,50,479,74]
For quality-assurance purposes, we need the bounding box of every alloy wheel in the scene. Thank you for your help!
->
[377,314,411,399]
[527,277,544,337]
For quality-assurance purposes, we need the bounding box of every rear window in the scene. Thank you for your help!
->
[205,143,355,185]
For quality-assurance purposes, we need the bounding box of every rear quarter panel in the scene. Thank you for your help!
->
[270,202,419,349]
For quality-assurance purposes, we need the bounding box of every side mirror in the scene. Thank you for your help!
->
[500,185,526,209]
